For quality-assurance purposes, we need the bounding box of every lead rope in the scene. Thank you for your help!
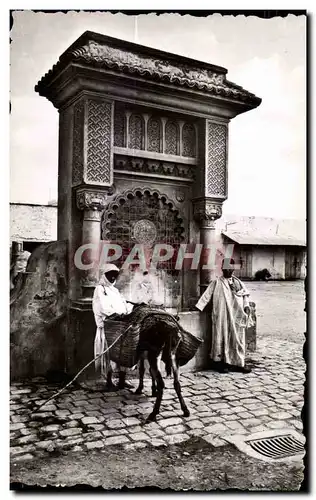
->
[35,324,133,412]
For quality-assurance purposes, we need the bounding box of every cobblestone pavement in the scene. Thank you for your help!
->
[10,337,305,462]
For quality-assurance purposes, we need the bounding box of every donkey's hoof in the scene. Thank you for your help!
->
[183,409,190,417]
[134,388,143,395]
[145,413,157,424]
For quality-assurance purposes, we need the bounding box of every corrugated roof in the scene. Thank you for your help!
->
[222,231,306,247]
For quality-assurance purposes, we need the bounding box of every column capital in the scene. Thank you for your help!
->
[75,186,114,212]
[192,197,223,228]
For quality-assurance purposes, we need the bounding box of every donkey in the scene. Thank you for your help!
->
[107,312,190,424]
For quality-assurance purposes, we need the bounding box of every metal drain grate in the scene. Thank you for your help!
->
[245,434,305,460]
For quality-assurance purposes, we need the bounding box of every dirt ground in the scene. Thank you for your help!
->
[11,437,305,492]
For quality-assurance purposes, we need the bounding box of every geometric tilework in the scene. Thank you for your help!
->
[207,121,227,197]
[72,99,85,185]
[86,99,113,185]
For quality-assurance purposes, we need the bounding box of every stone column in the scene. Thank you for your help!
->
[193,198,222,294]
[75,187,110,303]
[68,95,114,305]
[193,118,228,295]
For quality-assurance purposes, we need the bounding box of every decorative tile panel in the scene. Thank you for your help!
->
[182,123,196,158]
[165,120,179,156]
[147,117,162,153]
[128,114,144,150]
[206,121,227,197]
[72,99,85,185]
[114,105,125,147]
[85,99,113,185]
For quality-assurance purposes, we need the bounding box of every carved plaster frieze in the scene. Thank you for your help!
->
[36,37,261,107]
[114,156,195,180]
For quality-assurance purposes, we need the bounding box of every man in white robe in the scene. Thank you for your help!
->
[92,264,134,389]
[196,259,253,373]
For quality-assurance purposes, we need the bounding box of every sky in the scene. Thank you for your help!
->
[10,11,306,220]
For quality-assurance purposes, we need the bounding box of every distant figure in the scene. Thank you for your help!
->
[196,258,253,374]
[254,268,271,281]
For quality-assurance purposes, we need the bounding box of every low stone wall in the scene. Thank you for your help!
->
[178,311,211,372]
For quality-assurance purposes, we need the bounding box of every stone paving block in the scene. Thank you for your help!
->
[252,409,269,417]
[274,411,293,420]
[87,424,105,431]
[226,421,245,431]
[81,416,100,425]
[266,420,292,429]
[85,411,103,418]
[102,428,128,437]
[12,454,34,462]
[210,403,231,410]
[10,445,35,456]
[194,405,212,413]
[130,432,149,441]
[121,417,141,427]
[217,409,235,416]
[163,433,189,445]
[36,440,54,450]
[16,435,38,445]
[36,405,57,412]
[188,428,205,437]
[11,388,32,395]
[10,423,25,431]
[159,410,179,419]
[204,423,229,435]
[64,437,84,446]
[72,445,83,452]
[201,416,222,425]
[165,425,188,435]
[60,428,82,437]
[104,435,130,446]
[290,419,303,431]
[11,415,30,424]
[123,425,143,434]
[159,417,183,428]
[198,411,215,418]
[86,441,104,450]
[55,410,70,417]
[186,420,204,430]
[105,419,127,429]
[82,431,103,442]
[20,428,38,436]
[237,411,254,419]
[242,418,264,428]
[145,428,164,438]
[249,425,270,434]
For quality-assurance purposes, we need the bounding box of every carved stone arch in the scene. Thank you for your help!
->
[128,114,145,150]
[147,116,162,153]
[101,187,185,245]
[165,120,179,156]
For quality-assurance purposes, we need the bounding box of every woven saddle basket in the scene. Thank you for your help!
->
[104,306,203,368]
